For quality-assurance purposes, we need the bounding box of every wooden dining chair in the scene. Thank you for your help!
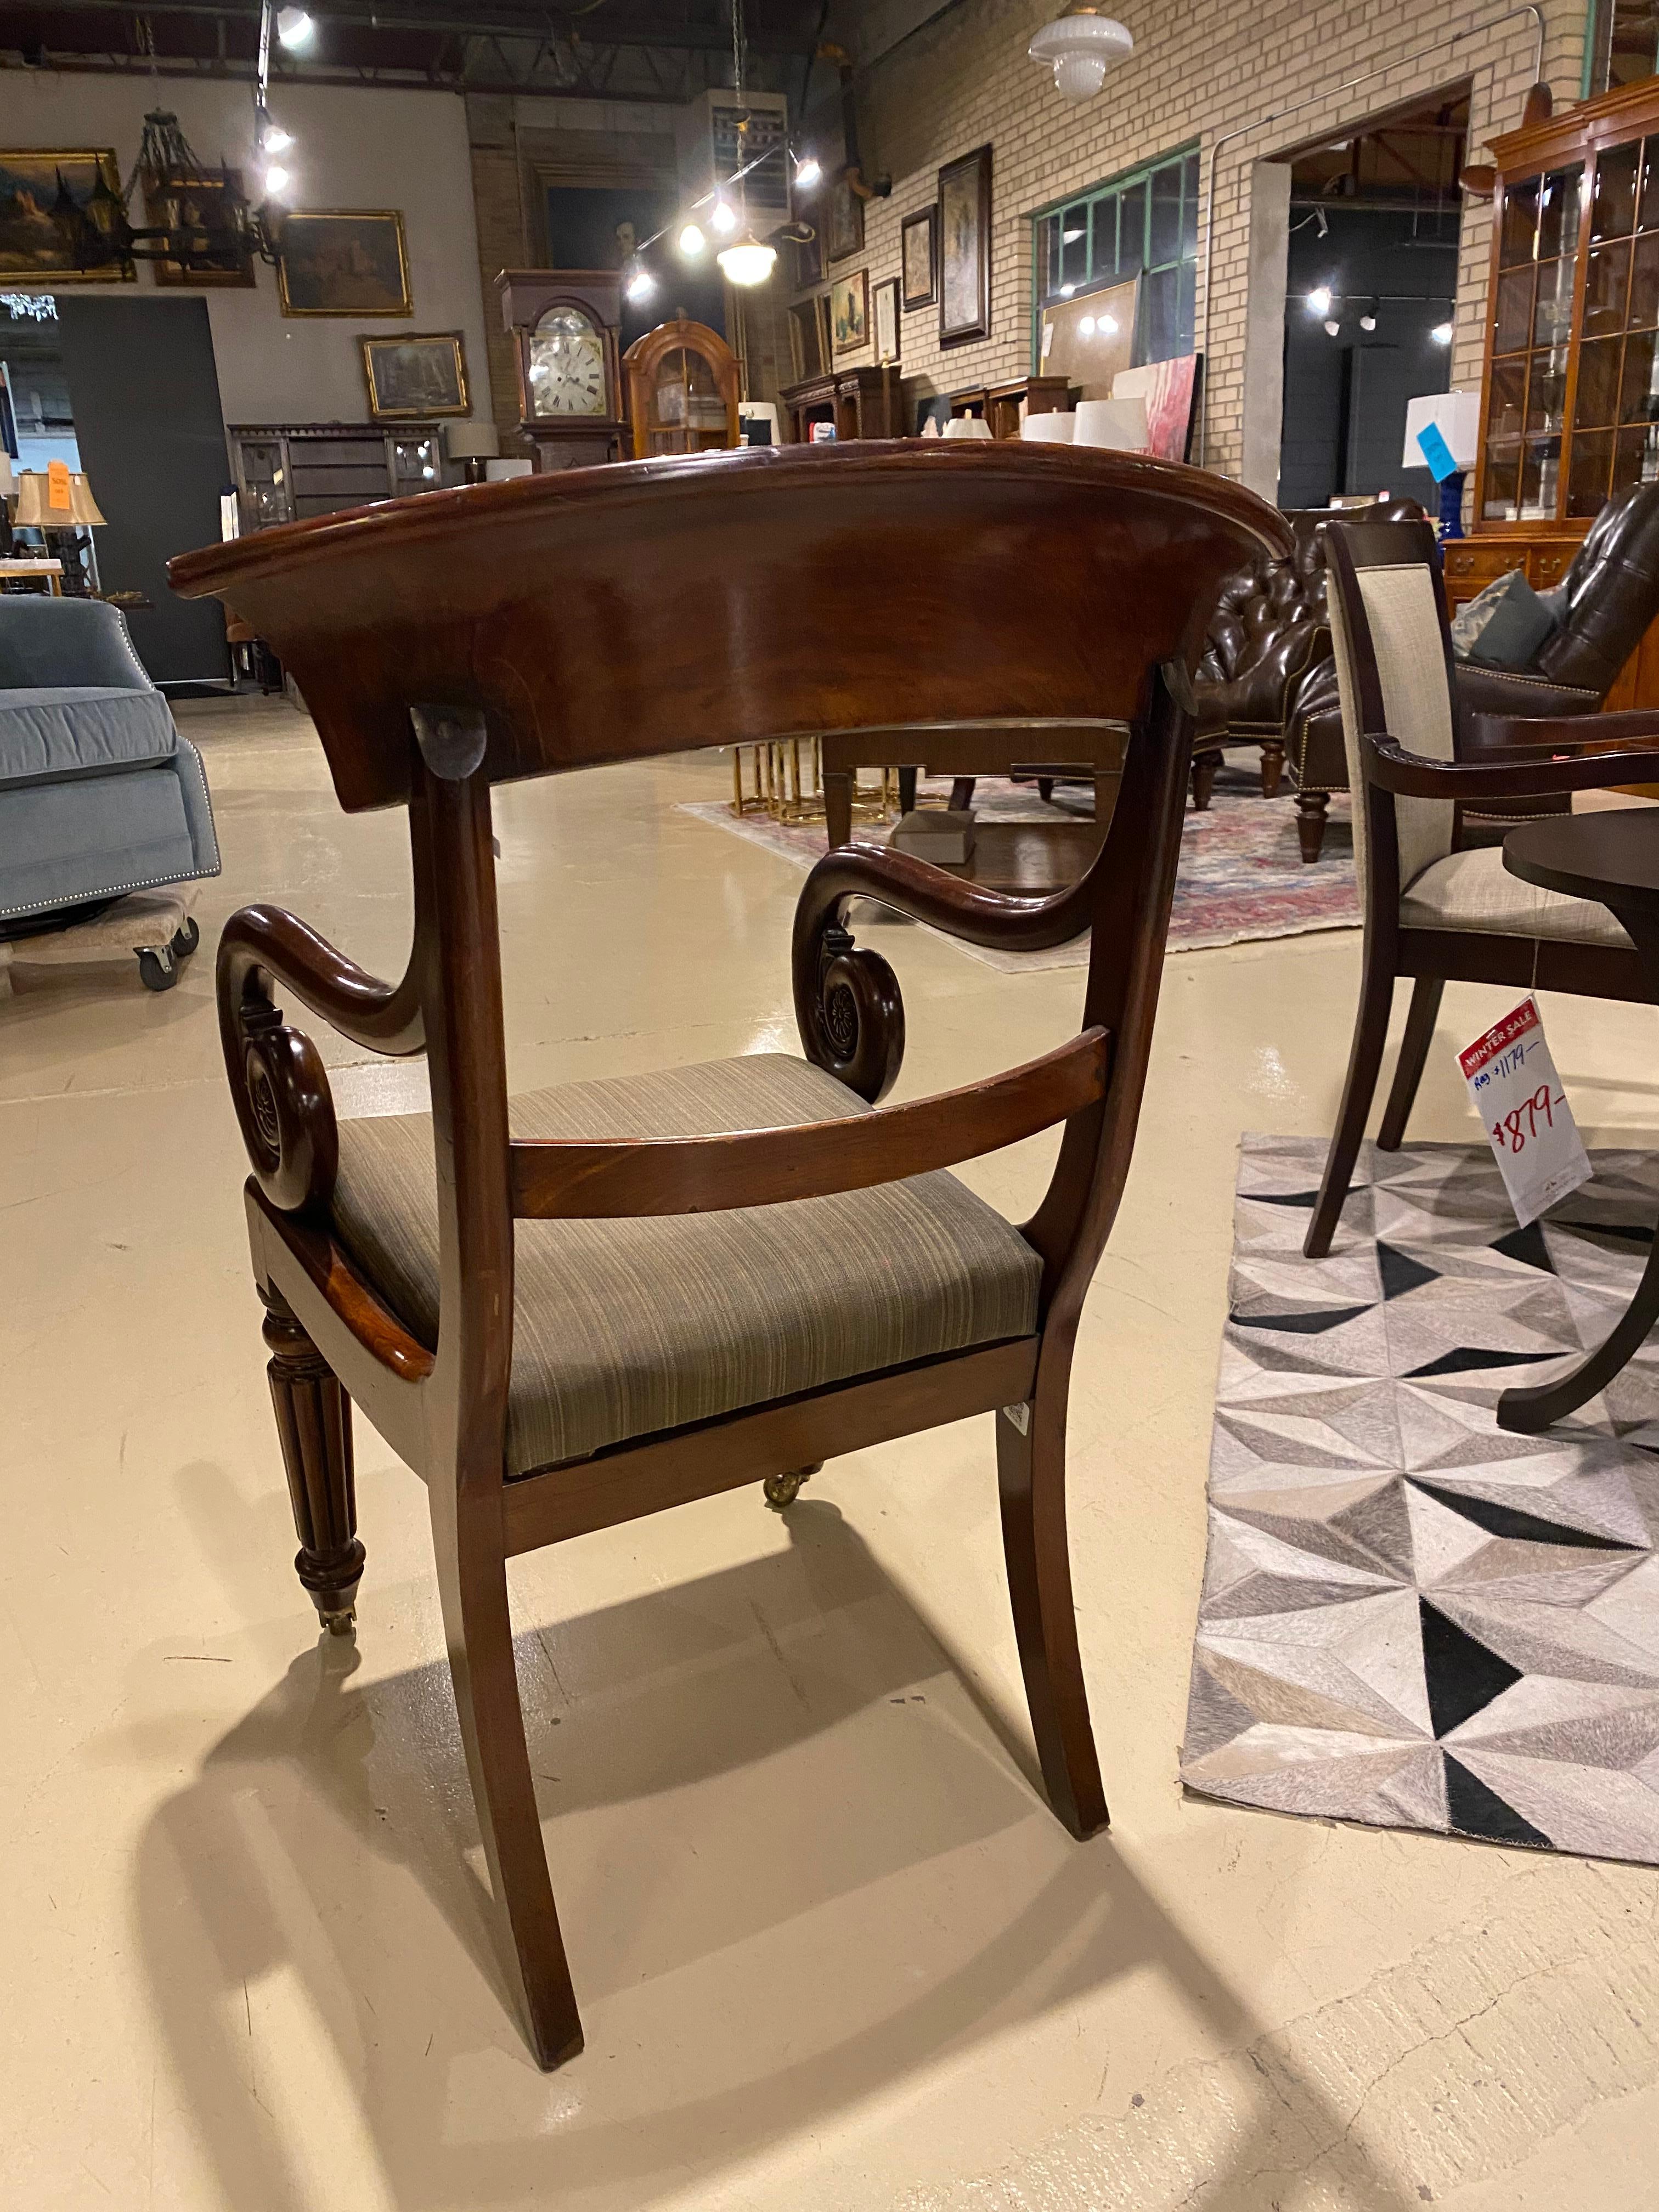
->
[170,441,1288,2070]
[1305,514,1659,1260]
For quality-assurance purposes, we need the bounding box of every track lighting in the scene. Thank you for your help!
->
[710,196,737,236]
[1307,286,1331,315]
[793,151,821,189]
[1431,321,1454,345]
[276,7,314,49]
[1323,319,1340,337]
[625,263,655,303]
[678,222,706,256]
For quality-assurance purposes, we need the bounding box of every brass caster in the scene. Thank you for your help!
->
[321,1607,357,1638]
[763,1464,819,1512]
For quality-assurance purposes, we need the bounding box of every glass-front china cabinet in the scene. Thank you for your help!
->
[1463,75,1659,703]
[621,318,740,458]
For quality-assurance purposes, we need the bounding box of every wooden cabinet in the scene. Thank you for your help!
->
[1471,76,1659,703]
[949,375,1073,439]
[780,367,901,443]
[228,422,445,532]
[622,319,740,459]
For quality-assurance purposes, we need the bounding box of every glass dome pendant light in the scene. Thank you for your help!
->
[1028,3,1133,104]
[714,0,777,289]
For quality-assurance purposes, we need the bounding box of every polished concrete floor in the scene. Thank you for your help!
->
[5,695,1659,2211]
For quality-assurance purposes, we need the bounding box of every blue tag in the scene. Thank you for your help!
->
[1416,422,1459,482]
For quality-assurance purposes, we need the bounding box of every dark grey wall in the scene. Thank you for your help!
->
[57,296,228,688]
[1279,205,1457,511]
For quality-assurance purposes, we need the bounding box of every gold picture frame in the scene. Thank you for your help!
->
[0,150,132,282]
[831,269,868,359]
[360,331,470,418]
[276,209,411,317]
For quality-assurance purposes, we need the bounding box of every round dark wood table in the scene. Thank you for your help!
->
[1496,808,1659,1433]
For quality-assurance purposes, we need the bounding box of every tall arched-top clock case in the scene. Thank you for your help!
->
[496,270,627,472]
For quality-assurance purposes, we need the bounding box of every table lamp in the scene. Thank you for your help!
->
[444,420,501,486]
[14,469,106,529]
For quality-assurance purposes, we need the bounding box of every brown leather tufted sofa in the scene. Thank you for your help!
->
[1192,499,1423,810]
[1284,480,1659,860]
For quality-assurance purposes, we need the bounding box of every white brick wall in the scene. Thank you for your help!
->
[797,0,1584,475]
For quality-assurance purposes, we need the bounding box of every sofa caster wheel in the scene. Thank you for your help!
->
[764,1464,819,1511]
[137,946,177,992]
[171,917,200,960]
[321,1607,357,1638]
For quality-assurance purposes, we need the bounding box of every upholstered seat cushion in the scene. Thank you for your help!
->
[331,1052,1042,1477]
[1400,845,1634,948]
[0,686,177,786]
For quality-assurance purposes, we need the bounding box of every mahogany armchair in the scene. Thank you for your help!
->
[1306,514,1659,1259]
[170,442,1288,2070]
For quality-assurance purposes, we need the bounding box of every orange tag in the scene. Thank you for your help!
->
[46,459,71,512]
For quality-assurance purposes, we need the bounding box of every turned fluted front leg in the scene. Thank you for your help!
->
[261,1288,364,1634]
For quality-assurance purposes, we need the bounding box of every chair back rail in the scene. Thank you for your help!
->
[171,442,1286,814]
[509,1028,1108,1218]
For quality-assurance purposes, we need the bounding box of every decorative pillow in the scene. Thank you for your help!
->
[1449,567,1559,670]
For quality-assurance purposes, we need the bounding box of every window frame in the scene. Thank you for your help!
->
[1030,142,1201,372]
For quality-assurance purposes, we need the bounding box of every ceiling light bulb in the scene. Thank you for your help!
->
[260,121,293,154]
[625,266,656,303]
[1323,318,1340,336]
[263,164,290,196]
[678,222,706,256]
[276,7,315,49]
[717,232,777,287]
[1431,320,1454,345]
[1028,9,1134,104]
[1307,286,1331,315]
[710,197,738,235]
[794,153,821,188]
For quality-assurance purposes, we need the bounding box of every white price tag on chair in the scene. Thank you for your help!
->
[1458,996,1590,1227]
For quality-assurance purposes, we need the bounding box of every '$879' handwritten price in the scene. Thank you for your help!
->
[1458,997,1590,1225]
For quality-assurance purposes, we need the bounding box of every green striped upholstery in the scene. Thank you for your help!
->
[331,1053,1042,1477]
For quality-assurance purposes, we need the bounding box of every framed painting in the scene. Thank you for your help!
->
[794,226,823,288]
[872,276,900,367]
[0,150,131,281]
[831,269,868,359]
[900,206,936,310]
[276,210,411,317]
[938,146,991,350]
[827,174,864,263]
[788,296,826,382]
[360,331,470,418]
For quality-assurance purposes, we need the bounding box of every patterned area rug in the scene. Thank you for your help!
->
[1183,1135,1659,1865]
[680,763,1358,970]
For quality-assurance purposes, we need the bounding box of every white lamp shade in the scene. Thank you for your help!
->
[943,415,994,439]
[13,469,104,526]
[1029,11,1133,103]
[445,420,501,461]
[1071,397,1148,452]
[1020,411,1077,443]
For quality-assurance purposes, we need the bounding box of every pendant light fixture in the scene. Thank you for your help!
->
[714,0,778,289]
[1028,3,1133,104]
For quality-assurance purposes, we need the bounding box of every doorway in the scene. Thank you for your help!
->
[1276,88,1468,511]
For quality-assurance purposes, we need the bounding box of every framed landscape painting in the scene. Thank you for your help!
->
[901,206,936,309]
[277,210,411,316]
[827,174,864,263]
[0,150,130,281]
[360,331,469,417]
[831,269,868,358]
[938,145,991,350]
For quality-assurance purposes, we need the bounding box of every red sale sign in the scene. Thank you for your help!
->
[1459,996,1590,1227]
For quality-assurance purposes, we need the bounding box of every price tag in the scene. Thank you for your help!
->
[1415,422,1460,483]
[46,457,71,512]
[1458,997,1590,1227]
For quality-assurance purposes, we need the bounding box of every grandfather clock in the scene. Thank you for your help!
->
[496,269,628,471]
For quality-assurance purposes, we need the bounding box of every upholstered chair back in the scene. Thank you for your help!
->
[1324,520,1457,902]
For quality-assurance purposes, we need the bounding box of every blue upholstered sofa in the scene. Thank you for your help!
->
[0,598,220,934]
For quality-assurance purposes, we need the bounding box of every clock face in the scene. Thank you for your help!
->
[528,306,608,419]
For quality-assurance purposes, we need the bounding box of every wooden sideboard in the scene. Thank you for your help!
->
[780,367,902,443]
[949,375,1073,439]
